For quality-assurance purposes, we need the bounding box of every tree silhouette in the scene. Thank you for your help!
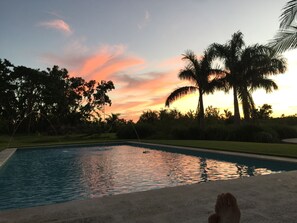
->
[208,31,245,124]
[165,50,224,127]
[209,32,287,122]
[0,59,115,134]
[238,45,286,120]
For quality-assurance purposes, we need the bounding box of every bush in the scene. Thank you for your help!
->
[252,131,275,143]
[0,118,10,134]
[134,123,155,139]
[171,126,205,140]
[228,124,264,142]
[171,127,190,139]
[117,123,155,139]
[271,125,297,139]
[205,126,230,141]
[116,124,138,139]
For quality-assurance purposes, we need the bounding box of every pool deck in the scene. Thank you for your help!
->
[0,169,297,223]
[282,138,297,144]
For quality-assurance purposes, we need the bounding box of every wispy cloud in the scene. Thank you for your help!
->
[46,11,65,19]
[138,10,151,30]
[41,42,193,121]
[73,45,145,81]
[38,19,73,35]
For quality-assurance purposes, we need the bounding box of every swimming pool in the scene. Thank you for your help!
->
[1,142,297,210]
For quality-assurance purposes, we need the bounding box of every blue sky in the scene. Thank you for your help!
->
[1,0,296,120]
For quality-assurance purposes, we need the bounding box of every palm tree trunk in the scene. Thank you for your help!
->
[197,90,205,128]
[248,93,256,120]
[241,87,251,121]
[233,86,241,124]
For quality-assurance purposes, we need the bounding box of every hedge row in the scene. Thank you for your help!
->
[116,123,297,143]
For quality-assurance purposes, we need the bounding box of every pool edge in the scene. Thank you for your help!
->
[0,148,17,168]
[127,141,297,164]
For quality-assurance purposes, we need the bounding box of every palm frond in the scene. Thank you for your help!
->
[182,50,200,71]
[269,56,287,74]
[280,0,297,28]
[229,31,245,58]
[208,43,228,59]
[178,69,197,84]
[250,78,278,93]
[205,78,227,94]
[241,44,287,77]
[270,26,297,53]
[165,86,198,107]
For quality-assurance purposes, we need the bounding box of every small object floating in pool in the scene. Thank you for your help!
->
[143,150,150,154]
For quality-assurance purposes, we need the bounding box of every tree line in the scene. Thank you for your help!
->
[166,0,297,127]
[116,107,297,142]
[0,59,114,134]
[165,31,287,127]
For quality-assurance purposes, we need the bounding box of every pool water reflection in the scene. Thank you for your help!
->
[0,144,294,210]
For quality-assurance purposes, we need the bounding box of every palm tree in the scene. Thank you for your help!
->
[271,0,297,52]
[210,33,287,122]
[165,50,224,127]
[238,45,287,120]
[208,31,245,124]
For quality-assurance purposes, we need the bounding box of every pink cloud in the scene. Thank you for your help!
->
[69,45,145,81]
[101,69,187,121]
[157,55,183,70]
[38,19,72,35]
[41,44,193,121]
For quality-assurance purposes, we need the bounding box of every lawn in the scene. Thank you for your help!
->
[1,135,297,159]
[0,133,118,150]
[144,140,297,158]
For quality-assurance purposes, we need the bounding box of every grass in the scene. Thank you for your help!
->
[143,140,297,159]
[0,133,118,150]
[1,135,297,159]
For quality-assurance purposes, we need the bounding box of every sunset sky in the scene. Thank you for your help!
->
[1,0,296,121]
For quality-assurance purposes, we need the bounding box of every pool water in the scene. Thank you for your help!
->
[0,144,297,210]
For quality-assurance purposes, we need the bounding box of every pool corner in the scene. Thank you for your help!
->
[0,148,17,168]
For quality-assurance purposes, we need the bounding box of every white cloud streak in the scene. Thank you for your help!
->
[38,19,73,35]
[138,10,151,30]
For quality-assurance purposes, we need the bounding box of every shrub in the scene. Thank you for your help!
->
[116,124,138,139]
[171,126,205,140]
[171,127,190,139]
[271,125,297,139]
[0,118,10,134]
[228,124,264,142]
[134,123,155,139]
[205,126,230,141]
[252,131,275,143]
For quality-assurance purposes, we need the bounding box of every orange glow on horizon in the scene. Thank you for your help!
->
[62,47,297,122]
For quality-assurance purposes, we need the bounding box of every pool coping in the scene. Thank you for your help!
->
[127,141,297,164]
[0,148,17,168]
[3,140,297,169]
[14,140,297,164]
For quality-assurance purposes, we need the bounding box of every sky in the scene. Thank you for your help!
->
[1,0,296,121]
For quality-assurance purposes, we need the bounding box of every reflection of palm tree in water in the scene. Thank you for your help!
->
[199,157,208,182]
[236,164,255,177]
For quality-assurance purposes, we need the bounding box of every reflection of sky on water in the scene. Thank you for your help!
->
[78,145,277,197]
[0,145,291,210]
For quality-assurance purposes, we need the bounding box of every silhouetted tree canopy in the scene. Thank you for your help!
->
[0,59,115,134]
